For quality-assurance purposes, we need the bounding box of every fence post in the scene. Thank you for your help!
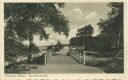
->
[83,51,86,64]
[44,53,47,64]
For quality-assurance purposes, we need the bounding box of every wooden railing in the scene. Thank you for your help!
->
[44,50,53,64]
[5,49,53,67]
[69,49,86,64]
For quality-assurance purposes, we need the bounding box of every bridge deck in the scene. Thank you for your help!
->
[27,47,105,73]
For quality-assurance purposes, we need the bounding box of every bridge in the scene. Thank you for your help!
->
[26,46,105,73]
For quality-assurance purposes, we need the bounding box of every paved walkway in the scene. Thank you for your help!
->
[27,47,105,73]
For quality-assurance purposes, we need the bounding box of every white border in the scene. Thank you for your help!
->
[0,0,128,80]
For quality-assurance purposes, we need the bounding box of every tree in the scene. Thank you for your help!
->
[70,24,94,50]
[76,24,94,37]
[55,40,63,52]
[70,37,77,46]
[96,3,124,73]
[92,34,112,53]
[5,38,28,64]
[97,2,123,49]
[5,3,70,63]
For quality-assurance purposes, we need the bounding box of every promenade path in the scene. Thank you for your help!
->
[27,46,105,73]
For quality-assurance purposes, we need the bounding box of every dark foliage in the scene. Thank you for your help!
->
[5,3,70,64]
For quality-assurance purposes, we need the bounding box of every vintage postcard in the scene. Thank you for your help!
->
[0,0,128,80]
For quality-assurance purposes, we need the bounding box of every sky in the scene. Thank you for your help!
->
[24,2,111,46]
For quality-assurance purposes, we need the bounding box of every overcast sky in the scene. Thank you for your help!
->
[24,2,111,46]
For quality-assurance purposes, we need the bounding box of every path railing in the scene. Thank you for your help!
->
[5,49,53,67]
[44,50,53,64]
[69,49,86,64]
[30,49,53,64]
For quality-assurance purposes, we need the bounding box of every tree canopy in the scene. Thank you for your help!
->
[70,2,123,53]
[76,24,94,37]
[70,24,94,50]
[97,2,123,49]
[5,3,70,63]
[5,3,69,41]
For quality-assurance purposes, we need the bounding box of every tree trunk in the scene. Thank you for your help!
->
[27,32,33,64]
[117,32,121,49]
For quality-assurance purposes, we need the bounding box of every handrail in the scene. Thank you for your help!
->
[69,49,86,64]
[44,50,53,64]
[5,49,53,67]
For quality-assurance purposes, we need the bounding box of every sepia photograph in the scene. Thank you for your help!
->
[4,2,124,74]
